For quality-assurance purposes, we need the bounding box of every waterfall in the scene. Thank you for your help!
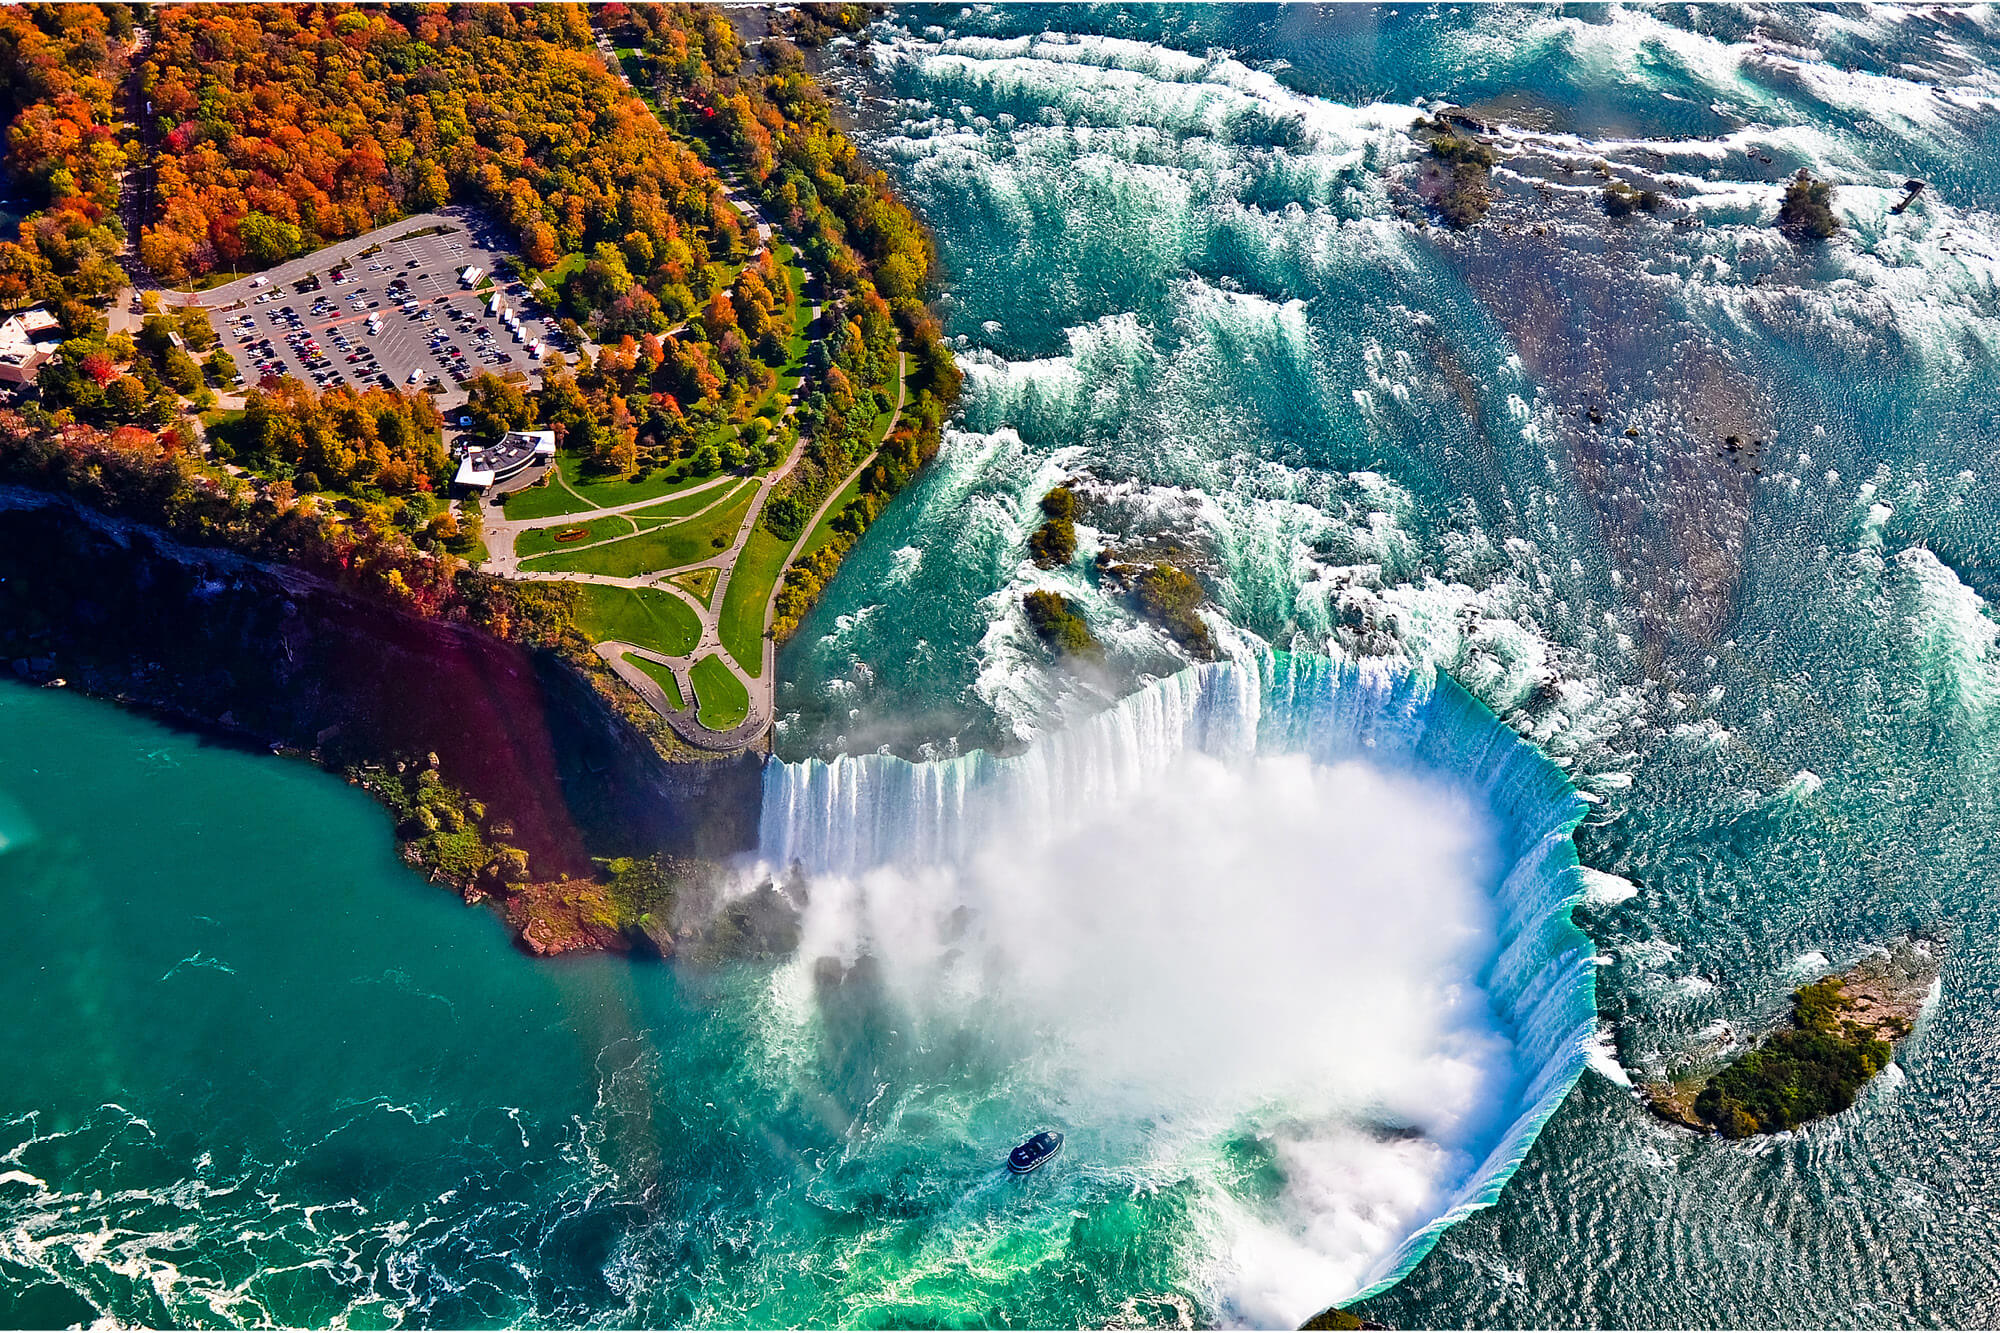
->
[758,651,1597,1309]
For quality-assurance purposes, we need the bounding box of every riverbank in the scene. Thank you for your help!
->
[0,488,761,955]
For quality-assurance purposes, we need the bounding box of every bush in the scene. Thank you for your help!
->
[1414,115,1496,229]
[1023,590,1099,658]
[1691,977,1892,1137]
[1132,561,1214,659]
[1028,516,1076,567]
[1777,170,1838,240]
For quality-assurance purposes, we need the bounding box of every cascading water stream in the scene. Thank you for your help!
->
[758,651,1597,1320]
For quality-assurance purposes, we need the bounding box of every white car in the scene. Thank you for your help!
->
[408,370,422,384]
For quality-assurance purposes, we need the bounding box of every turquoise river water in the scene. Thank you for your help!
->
[12,3,2000,1327]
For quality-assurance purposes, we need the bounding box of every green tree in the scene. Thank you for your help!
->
[238,211,304,265]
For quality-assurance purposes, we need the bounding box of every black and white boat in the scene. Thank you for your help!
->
[1008,1129,1064,1174]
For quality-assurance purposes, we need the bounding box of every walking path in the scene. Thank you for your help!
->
[760,352,907,639]
[491,340,907,752]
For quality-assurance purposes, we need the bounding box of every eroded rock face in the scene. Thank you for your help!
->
[0,491,764,953]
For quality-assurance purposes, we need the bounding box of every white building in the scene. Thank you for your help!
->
[0,307,61,386]
[454,428,556,489]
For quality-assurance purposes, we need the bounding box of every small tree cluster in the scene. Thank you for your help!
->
[1413,114,1497,229]
[1777,170,1839,241]
[1028,486,1079,567]
[1692,977,1897,1138]
[1023,590,1099,658]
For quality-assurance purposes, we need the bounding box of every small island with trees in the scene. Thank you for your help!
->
[1646,939,1939,1138]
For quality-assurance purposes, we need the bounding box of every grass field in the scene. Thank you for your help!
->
[565,453,736,510]
[570,584,701,658]
[520,484,757,577]
[512,513,635,559]
[630,477,750,526]
[537,250,585,293]
[691,654,750,731]
[670,567,719,605]
[718,526,788,676]
[502,466,593,521]
[624,652,686,710]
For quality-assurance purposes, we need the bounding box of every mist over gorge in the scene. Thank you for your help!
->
[756,656,1595,1325]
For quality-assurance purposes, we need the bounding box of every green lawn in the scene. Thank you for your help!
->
[201,408,249,456]
[777,242,811,361]
[520,483,757,577]
[538,251,585,293]
[629,477,750,526]
[570,584,701,657]
[691,654,750,731]
[513,513,635,558]
[502,465,593,520]
[624,651,686,710]
[565,454,737,509]
[670,566,718,606]
[718,525,788,677]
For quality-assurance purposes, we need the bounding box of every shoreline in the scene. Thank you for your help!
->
[0,487,764,957]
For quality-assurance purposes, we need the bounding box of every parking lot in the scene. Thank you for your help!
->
[194,210,576,408]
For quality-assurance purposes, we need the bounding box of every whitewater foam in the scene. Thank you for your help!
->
[758,653,1596,1323]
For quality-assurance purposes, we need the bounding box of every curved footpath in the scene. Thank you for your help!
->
[493,35,905,753]
[496,347,907,754]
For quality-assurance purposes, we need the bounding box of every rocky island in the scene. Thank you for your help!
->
[1647,939,1941,1138]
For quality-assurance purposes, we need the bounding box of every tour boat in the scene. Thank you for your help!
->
[1008,1130,1064,1174]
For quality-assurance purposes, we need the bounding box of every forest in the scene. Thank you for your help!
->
[0,4,133,329]
[139,0,739,321]
[0,1,964,686]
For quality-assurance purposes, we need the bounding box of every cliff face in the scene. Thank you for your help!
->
[0,489,763,916]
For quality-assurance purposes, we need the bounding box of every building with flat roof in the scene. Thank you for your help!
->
[0,307,61,387]
[454,428,555,489]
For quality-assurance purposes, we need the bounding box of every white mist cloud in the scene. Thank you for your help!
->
[777,748,1517,1325]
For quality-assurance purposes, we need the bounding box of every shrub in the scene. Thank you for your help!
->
[1023,590,1100,658]
[1777,170,1839,240]
[1132,561,1214,659]
[1413,115,1497,229]
[1028,515,1077,567]
[1692,976,1893,1137]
